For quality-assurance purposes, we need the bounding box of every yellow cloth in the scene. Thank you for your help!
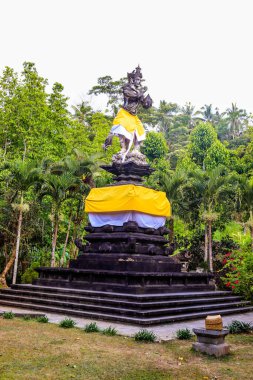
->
[113,108,145,137]
[85,184,171,217]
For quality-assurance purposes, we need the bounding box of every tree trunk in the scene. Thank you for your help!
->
[60,214,72,267]
[208,221,213,272]
[70,222,77,258]
[204,225,208,263]
[51,215,59,267]
[0,246,16,287]
[12,207,23,285]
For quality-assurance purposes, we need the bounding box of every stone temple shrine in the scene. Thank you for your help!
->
[0,66,252,324]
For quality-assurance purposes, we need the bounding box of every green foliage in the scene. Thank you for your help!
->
[222,248,253,299]
[2,311,14,319]
[36,315,49,323]
[189,122,217,167]
[1,64,253,289]
[21,262,39,284]
[141,131,168,161]
[134,329,156,342]
[83,322,100,333]
[213,222,251,248]
[204,140,231,169]
[227,320,253,334]
[59,318,76,328]
[102,326,117,336]
[176,328,193,340]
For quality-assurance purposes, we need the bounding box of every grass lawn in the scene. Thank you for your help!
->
[0,318,253,380]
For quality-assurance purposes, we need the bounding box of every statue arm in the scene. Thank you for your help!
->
[123,84,145,100]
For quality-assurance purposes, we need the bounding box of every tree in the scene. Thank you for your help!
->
[38,172,80,267]
[240,176,253,251]
[204,140,230,170]
[0,160,40,285]
[141,131,168,161]
[160,169,188,242]
[72,100,94,126]
[189,122,217,168]
[195,104,220,124]
[156,101,179,140]
[225,103,248,140]
[88,75,126,115]
[189,167,233,271]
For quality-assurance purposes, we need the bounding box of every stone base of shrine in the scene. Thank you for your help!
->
[34,253,214,294]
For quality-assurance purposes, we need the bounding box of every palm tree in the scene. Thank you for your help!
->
[38,172,80,267]
[189,167,234,271]
[38,151,101,267]
[0,160,40,285]
[156,101,179,139]
[160,169,188,242]
[181,102,196,129]
[225,103,248,140]
[195,104,214,123]
[72,100,93,126]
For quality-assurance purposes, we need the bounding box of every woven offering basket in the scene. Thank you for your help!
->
[205,315,223,330]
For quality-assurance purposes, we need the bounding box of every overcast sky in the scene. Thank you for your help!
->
[1,0,253,112]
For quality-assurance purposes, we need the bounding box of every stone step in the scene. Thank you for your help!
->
[0,299,252,325]
[0,289,243,308]
[11,284,233,300]
[0,293,250,317]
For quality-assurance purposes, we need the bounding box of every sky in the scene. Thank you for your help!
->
[1,0,253,113]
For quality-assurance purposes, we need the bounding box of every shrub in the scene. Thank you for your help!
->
[222,248,253,299]
[21,262,39,284]
[102,326,117,336]
[84,322,100,333]
[227,320,253,334]
[59,318,76,328]
[176,328,193,340]
[37,316,49,323]
[2,311,14,319]
[134,329,156,342]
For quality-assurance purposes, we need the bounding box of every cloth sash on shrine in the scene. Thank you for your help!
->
[88,211,166,228]
[85,184,171,217]
[111,108,145,142]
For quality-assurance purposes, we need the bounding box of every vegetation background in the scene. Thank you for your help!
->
[0,62,252,299]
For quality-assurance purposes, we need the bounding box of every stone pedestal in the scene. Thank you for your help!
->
[192,328,230,357]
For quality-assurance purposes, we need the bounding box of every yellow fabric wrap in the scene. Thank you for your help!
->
[113,108,145,137]
[85,185,171,217]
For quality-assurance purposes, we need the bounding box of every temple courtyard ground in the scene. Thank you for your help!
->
[0,308,253,380]
[1,305,253,340]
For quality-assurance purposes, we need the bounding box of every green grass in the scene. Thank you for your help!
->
[36,315,49,323]
[102,326,117,336]
[227,320,253,334]
[176,328,194,340]
[84,322,100,333]
[2,311,14,319]
[59,318,76,328]
[0,318,253,380]
[134,329,157,342]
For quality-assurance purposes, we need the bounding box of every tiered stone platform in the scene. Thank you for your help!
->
[0,161,252,324]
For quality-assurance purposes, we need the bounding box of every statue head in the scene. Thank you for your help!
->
[127,65,143,86]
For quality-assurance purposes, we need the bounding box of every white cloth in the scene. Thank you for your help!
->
[111,124,146,142]
[88,211,166,229]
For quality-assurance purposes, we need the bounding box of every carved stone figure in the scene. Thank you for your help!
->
[103,66,153,163]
